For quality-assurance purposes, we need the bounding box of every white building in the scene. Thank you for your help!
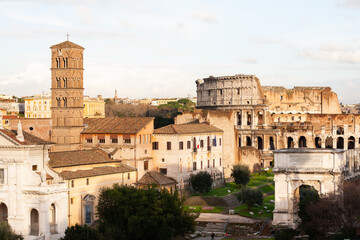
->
[0,119,67,240]
[152,123,224,190]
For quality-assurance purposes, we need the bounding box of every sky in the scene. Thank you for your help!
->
[0,0,360,103]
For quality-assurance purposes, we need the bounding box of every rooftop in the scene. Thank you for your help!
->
[82,117,154,134]
[136,171,176,186]
[49,148,120,168]
[154,123,223,135]
[50,40,84,50]
[0,129,53,145]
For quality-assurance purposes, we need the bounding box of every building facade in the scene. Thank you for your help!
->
[25,93,52,118]
[0,121,67,240]
[83,95,105,118]
[152,123,224,190]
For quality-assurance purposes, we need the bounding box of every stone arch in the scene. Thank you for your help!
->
[287,137,294,148]
[30,209,39,236]
[258,112,263,125]
[84,194,96,225]
[293,184,320,215]
[337,127,344,135]
[246,136,252,146]
[315,137,321,148]
[337,137,344,149]
[299,136,307,148]
[257,136,263,150]
[325,136,333,148]
[269,136,275,150]
[348,136,355,150]
[0,203,8,222]
[49,203,57,234]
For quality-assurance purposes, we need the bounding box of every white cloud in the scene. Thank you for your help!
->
[298,44,360,64]
[190,11,217,23]
[239,58,257,64]
[337,0,360,9]
[77,6,96,25]
[6,11,70,27]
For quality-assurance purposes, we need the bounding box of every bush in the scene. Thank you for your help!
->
[231,165,250,187]
[61,224,102,240]
[237,187,263,207]
[274,228,298,240]
[0,222,23,240]
[190,171,213,194]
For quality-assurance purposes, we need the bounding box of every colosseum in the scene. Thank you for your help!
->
[176,74,358,177]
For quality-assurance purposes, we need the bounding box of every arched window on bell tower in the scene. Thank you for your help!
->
[56,77,61,88]
[56,58,60,68]
[56,97,60,107]
[65,58,68,68]
[63,78,67,88]
[63,97,67,107]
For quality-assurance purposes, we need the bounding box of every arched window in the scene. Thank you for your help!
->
[56,77,61,88]
[337,127,344,135]
[269,137,275,150]
[0,203,8,222]
[325,136,333,148]
[246,136,252,146]
[237,112,242,126]
[30,209,39,236]
[257,137,263,150]
[56,97,60,107]
[63,78,67,88]
[348,136,355,150]
[207,136,211,150]
[49,204,57,234]
[193,137,196,152]
[299,136,307,148]
[56,58,60,68]
[337,137,344,149]
[287,137,294,148]
[63,97,67,107]
[258,113,263,125]
[83,195,96,225]
[315,137,321,148]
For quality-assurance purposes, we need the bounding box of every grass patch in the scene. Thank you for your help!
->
[234,194,275,219]
[183,206,224,213]
[192,182,241,197]
[260,184,275,193]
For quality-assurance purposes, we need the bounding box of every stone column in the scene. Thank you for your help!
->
[263,108,268,126]
[321,137,326,148]
[251,109,255,129]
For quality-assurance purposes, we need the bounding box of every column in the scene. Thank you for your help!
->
[251,109,255,129]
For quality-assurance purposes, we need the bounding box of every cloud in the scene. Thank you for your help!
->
[77,6,96,25]
[6,11,70,27]
[239,58,257,64]
[337,0,360,9]
[298,44,360,64]
[248,38,282,44]
[191,11,217,23]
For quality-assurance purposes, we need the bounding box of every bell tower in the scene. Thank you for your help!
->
[50,40,84,152]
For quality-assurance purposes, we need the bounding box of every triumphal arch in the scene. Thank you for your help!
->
[272,148,345,228]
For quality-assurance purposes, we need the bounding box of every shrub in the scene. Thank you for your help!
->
[60,224,102,240]
[237,187,263,207]
[0,222,23,240]
[190,171,213,194]
[274,228,298,240]
[231,165,250,187]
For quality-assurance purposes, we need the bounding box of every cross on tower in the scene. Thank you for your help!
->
[67,32,69,41]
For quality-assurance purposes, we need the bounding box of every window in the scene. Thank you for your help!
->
[167,142,171,150]
[123,134,131,144]
[219,158,222,166]
[128,173,130,179]
[56,77,61,88]
[71,180,74,188]
[139,135,141,143]
[98,135,105,144]
[219,138,222,146]
[162,158,165,162]
[160,168,167,175]
[86,178,89,185]
[201,161,203,169]
[144,161,148,170]
[213,159,215,167]
[200,140,204,148]
[193,162,197,171]
[152,142,159,150]
[56,98,60,107]
[220,89,223,95]
[207,160,210,168]
[83,195,95,225]
[179,141,183,150]
[280,96,283,101]
[237,88,240,95]
[85,135,92,143]
[208,90,211,96]
[187,141,191,149]
[71,198,74,204]
[110,135,118,143]
[32,165,37,171]
[63,97,67,107]
[0,169,4,184]
[63,78,67,88]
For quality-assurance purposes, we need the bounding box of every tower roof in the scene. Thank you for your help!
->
[50,40,84,50]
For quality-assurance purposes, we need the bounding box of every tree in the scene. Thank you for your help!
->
[236,187,263,207]
[231,165,250,187]
[190,171,213,194]
[0,222,23,240]
[97,185,196,240]
[61,224,102,240]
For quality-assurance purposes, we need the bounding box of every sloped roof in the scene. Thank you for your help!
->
[136,171,176,186]
[50,41,84,49]
[153,123,223,135]
[82,117,154,134]
[0,129,53,145]
[59,164,136,180]
[49,148,120,168]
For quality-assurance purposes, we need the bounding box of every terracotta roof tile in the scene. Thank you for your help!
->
[49,148,120,168]
[153,123,223,135]
[59,164,136,180]
[50,41,84,49]
[136,171,176,186]
[82,117,154,134]
[0,129,53,145]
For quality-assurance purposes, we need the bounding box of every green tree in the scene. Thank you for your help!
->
[190,171,213,194]
[231,164,250,188]
[97,185,195,240]
[0,222,23,240]
[60,224,102,240]
[236,187,263,207]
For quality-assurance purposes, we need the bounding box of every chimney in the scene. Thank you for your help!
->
[16,121,24,142]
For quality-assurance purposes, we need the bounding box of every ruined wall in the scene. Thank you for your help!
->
[237,146,261,172]
[262,86,341,114]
